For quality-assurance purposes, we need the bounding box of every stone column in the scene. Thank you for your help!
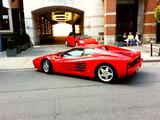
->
[137,0,144,36]
[143,0,157,43]
[104,0,117,45]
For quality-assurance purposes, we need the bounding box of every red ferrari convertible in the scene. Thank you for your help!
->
[33,45,143,83]
[65,33,98,47]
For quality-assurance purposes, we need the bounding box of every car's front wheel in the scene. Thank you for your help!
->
[75,42,78,47]
[42,59,53,74]
[65,40,68,46]
[95,64,116,83]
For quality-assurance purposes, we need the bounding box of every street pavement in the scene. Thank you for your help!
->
[0,44,160,70]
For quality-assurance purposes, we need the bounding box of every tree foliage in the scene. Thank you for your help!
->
[154,5,160,23]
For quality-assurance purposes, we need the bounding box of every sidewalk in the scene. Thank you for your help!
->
[0,45,70,70]
[124,44,160,62]
[0,44,160,70]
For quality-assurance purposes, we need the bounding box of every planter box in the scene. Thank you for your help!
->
[116,41,124,47]
[7,48,17,57]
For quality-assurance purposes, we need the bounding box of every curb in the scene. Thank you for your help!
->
[143,59,160,62]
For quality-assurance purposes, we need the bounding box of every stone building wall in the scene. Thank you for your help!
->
[23,0,104,45]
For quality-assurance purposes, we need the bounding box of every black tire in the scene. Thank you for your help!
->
[95,64,117,83]
[42,59,53,74]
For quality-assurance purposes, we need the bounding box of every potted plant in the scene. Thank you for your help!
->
[7,32,19,57]
[22,32,32,50]
[154,4,160,23]
[115,34,124,47]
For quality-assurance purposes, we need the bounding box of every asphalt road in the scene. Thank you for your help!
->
[0,62,160,120]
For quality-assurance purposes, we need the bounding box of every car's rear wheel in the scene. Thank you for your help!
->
[42,59,53,74]
[95,64,116,83]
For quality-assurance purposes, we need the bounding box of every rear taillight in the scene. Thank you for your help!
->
[127,63,132,69]
[127,55,141,69]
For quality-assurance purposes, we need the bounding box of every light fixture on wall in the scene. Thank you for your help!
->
[51,11,72,23]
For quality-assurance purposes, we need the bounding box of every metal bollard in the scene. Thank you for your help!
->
[150,42,153,56]
[158,48,160,56]
[0,34,3,52]
[150,38,154,57]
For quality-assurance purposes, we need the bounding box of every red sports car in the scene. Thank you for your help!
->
[65,33,98,47]
[33,44,143,83]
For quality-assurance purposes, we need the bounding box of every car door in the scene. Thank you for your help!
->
[54,48,95,76]
[53,48,83,74]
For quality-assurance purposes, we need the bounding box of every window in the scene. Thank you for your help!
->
[77,35,89,39]
[83,48,94,56]
[63,48,83,58]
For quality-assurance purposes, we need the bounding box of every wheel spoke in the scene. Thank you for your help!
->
[43,61,50,72]
[104,67,109,72]
[107,72,113,77]
[100,68,105,73]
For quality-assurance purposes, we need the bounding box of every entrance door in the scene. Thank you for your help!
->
[116,0,138,35]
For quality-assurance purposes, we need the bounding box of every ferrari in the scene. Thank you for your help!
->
[33,44,143,83]
[65,33,99,47]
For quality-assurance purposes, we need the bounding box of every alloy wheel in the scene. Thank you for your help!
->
[97,65,114,83]
[42,60,52,73]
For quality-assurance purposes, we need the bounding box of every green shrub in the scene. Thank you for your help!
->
[115,34,123,41]
[154,5,160,23]
[7,32,20,49]
[23,32,30,43]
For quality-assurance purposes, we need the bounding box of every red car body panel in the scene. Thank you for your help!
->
[65,34,99,47]
[33,45,143,79]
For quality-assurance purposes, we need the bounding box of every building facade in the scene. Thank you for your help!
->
[104,0,159,45]
[0,0,159,52]
[23,0,104,45]
[0,0,25,52]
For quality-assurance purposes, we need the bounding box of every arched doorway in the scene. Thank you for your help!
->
[32,6,84,44]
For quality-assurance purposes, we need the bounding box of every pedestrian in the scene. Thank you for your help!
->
[124,32,134,46]
[123,32,128,46]
[123,32,127,40]
[135,32,141,46]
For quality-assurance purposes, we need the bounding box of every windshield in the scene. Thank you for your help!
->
[62,48,84,58]
[77,35,89,39]
[62,48,95,58]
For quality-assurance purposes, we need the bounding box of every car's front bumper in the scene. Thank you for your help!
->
[33,57,42,70]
